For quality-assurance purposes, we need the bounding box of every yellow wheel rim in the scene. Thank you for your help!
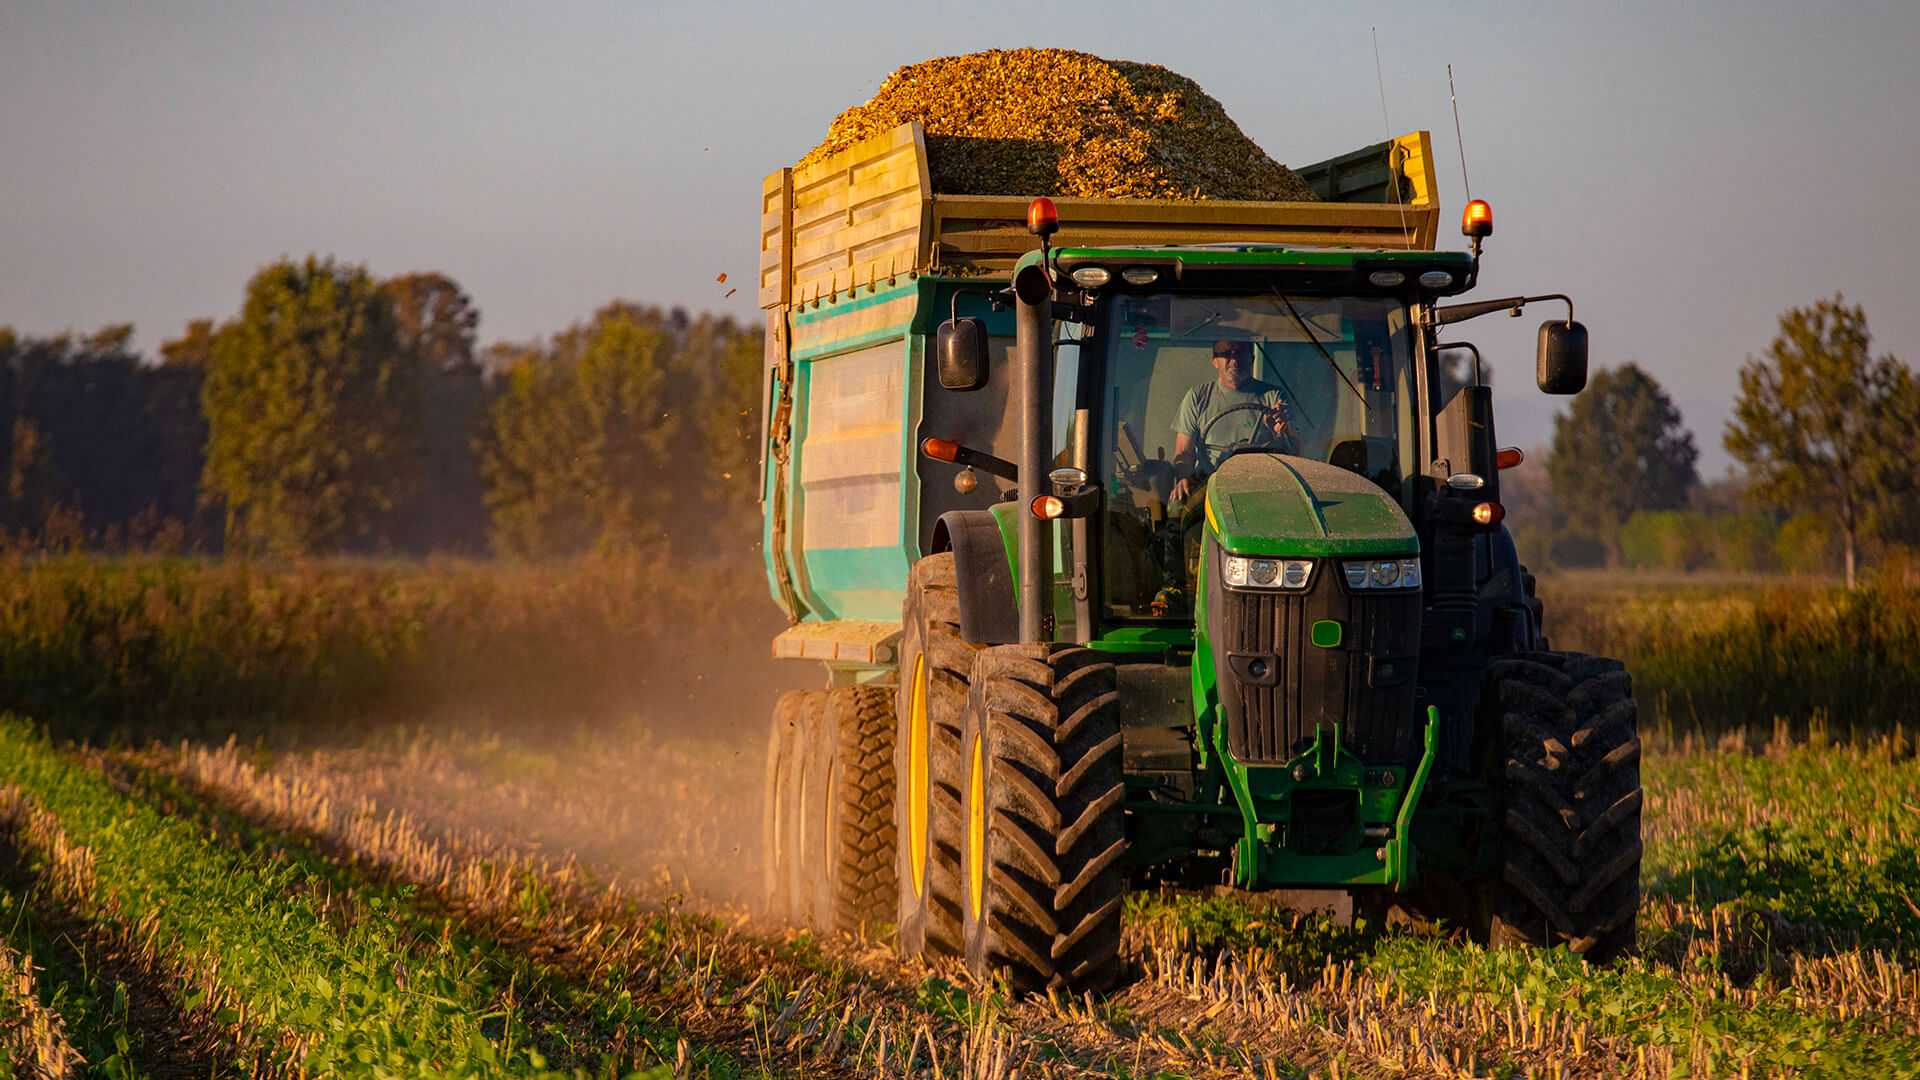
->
[967,730,986,921]
[907,654,929,898]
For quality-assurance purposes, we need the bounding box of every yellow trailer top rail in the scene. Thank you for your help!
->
[760,123,1440,309]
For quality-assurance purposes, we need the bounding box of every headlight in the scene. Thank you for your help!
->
[1222,553,1313,591]
[1343,558,1421,590]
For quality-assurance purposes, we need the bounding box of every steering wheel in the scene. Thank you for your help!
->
[1199,401,1288,455]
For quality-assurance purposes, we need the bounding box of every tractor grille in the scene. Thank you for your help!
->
[1213,565,1422,765]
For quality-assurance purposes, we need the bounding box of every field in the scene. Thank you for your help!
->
[0,560,1917,1078]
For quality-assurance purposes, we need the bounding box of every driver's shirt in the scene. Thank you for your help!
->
[1174,378,1290,472]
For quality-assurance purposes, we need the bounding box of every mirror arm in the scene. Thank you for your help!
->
[1429,293,1573,327]
[950,288,1014,323]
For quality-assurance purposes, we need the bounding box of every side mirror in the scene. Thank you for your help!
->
[1537,320,1589,395]
[937,317,990,391]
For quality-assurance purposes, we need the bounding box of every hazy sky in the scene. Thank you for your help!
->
[4,2,1917,474]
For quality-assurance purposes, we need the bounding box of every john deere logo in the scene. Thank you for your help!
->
[1310,620,1343,649]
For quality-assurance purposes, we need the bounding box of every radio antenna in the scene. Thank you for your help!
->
[1448,63,1472,200]
[1372,28,1411,246]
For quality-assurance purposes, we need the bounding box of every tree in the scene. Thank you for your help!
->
[1724,295,1910,588]
[201,256,421,555]
[159,318,218,370]
[478,304,676,557]
[377,273,489,554]
[1547,363,1699,565]
[383,272,479,373]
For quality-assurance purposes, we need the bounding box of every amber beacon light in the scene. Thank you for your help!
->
[1027,197,1059,238]
[1461,199,1493,238]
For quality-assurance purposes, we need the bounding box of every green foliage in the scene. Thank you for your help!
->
[201,256,422,556]
[0,718,602,1076]
[1644,743,1920,951]
[477,305,762,559]
[1619,510,1712,571]
[1712,512,1778,573]
[158,317,218,371]
[1775,510,1840,576]
[1725,295,1914,587]
[478,304,677,557]
[1547,363,1698,564]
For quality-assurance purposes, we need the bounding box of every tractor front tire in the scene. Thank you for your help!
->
[959,644,1126,995]
[802,685,898,937]
[1485,651,1641,962]
[894,553,978,957]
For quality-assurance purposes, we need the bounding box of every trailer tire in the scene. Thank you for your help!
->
[894,553,976,957]
[1484,651,1640,963]
[763,689,823,924]
[959,644,1126,995]
[802,685,898,936]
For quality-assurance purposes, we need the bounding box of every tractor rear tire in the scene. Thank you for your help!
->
[959,644,1126,995]
[894,553,978,957]
[802,685,898,937]
[763,689,822,923]
[1484,651,1641,962]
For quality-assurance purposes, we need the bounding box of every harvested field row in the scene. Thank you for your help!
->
[0,716,677,1078]
[0,932,79,1080]
[126,719,1920,1077]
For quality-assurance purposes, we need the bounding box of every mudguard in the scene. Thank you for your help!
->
[930,509,1018,645]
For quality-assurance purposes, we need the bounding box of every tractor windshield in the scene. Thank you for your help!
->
[1098,292,1416,621]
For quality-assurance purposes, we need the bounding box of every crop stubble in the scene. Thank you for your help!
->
[78,721,1915,1078]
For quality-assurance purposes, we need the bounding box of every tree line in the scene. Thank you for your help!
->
[1522,294,1909,587]
[1,264,1899,583]
[0,256,764,560]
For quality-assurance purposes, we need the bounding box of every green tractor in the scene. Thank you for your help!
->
[759,129,1638,994]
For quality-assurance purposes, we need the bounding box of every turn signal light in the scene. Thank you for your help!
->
[1028,197,1060,238]
[1471,501,1505,526]
[1031,494,1066,519]
[922,437,961,462]
[1462,199,1493,238]
[1496,447,1525,470]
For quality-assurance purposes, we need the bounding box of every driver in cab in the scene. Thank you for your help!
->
[1168,340,1296,501]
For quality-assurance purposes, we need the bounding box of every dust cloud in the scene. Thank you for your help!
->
[288,575,809,909]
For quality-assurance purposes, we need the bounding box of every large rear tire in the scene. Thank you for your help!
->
[763,689,821,923]
[1484,651,1641,962]
[959,644,1126,995]
[802,685,898,936]
[893,554,978,957]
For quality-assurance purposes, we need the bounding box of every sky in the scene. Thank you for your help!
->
[4,2,1917,477]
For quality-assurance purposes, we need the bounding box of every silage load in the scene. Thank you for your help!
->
[799,49,1319,202]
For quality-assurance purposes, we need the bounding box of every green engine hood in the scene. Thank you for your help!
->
[1204,454,1418,557]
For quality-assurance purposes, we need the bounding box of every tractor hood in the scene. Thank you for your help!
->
[1204,454,1418,558]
